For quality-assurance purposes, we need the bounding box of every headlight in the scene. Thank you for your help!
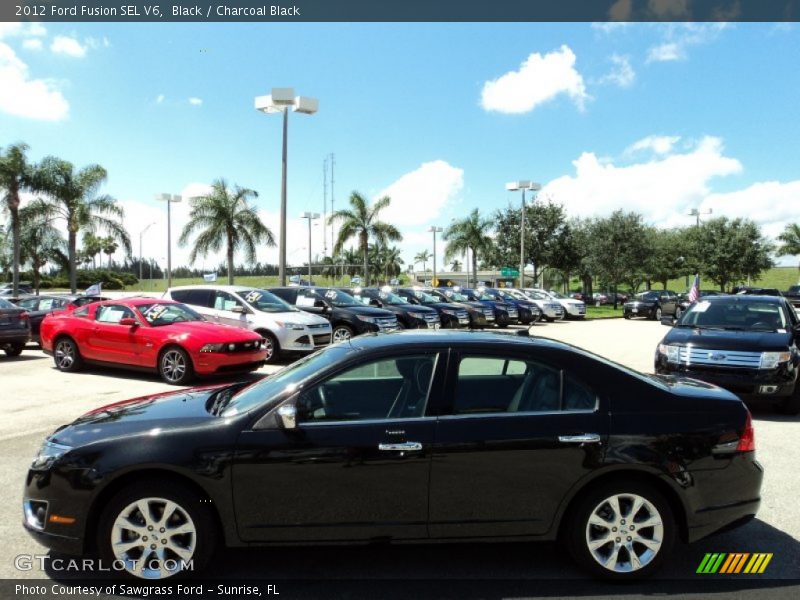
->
[200,343,225,353]
[441,309,456,316]
[658,344,680,363]
[32,441,72,470]
[356,315,376,323]
[408,312,426,319]
[760,351,791,369]
[275,321,305,330]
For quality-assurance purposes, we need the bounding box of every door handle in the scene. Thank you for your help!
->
[558,433,601,444]
[378,441,423,452]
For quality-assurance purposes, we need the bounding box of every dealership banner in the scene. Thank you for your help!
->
[3,0,800,22]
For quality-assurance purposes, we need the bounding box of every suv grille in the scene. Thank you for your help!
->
[376,317,398,330]
[307,323,329,330]
[313,334,332,346]
[678,347,761,368]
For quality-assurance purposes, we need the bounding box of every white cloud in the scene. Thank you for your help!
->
[0,42,69,120]
[646,23,728,63]
[51,35,87,58]
[624,134,681,156]
[480,45,589,114]
[188,97,203,106]
[543,136,742,227]
[155,94,165,104]
[22,39,43,51]
[597,54,635,87]
[647,42,683,63]
[0,23,46,40]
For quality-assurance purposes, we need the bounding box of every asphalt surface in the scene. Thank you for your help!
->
[1,317,798,598]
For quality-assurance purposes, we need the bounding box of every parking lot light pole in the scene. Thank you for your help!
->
[138,222,156,288]
[506,181,541,287]
[301,212,320,283]
[429,226,443,286]
[156,194,182,289]
[689,207,712,227]
[255,88,319,286]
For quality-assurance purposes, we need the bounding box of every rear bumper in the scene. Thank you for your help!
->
[0,331,30,345]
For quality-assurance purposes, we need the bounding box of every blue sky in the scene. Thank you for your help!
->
[1,22,798,272]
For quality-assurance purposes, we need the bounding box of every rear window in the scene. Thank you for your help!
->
[170,289,213,307]
[0,298,13,309]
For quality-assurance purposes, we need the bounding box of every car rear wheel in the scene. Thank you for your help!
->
[567,481,675,580]
[675,307,683,319]
[258,331,280,364]
[3,342,24,357]
[332,325,353,343]
[653,308,662,321]
[158,347,194,385]
[97,481,217,580]
[53,337,83,371]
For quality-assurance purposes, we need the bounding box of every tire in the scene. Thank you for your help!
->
[258,331,280,364]
[4,342,24,357]
[566,481,676,580]
[675,307,683,320]
[624,313,631,320]
[158,346,194,386]
[97,480,217,580]
[53,337,83,372]
[545,317,555,323]
[332,324,354,343]
[653,307,662,321]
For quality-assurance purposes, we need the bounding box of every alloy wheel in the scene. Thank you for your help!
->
[110,497,196,580]
[655,308,662,320]
[55,340,75,369]
[263,336,274,361]
[332,327,351,343]
[585,493,664,573]
[161,350,186,383]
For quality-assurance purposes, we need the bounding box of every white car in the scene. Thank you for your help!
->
[164,285,332,363]
[526,288,586,319]
[517,289,566,321]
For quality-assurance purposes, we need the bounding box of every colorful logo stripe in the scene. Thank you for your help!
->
[697,553,773,574]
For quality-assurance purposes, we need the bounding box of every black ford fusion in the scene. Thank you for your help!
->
[656,294,800,414]
[624,290,680,320]
[25,330,761,581]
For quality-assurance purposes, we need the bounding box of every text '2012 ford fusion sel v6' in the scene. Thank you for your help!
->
[24,331,762,581]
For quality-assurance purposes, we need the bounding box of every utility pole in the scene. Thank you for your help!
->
[323,157,328,257]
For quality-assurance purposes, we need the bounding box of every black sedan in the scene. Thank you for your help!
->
[0,297,30,356]
[623,290,679,320]
[656,294,800,414]
[25,330,761,581]
[12,294,71,344]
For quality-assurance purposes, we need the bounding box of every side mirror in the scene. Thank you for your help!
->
[277,403,297,430]
[370,298,381,307]
[313,299,327,309]
[661,316,676,327]
[119,317,138,327]
[231,305,246,314]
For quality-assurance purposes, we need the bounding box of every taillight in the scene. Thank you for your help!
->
[18,311,29,321]
[736,411,756,452]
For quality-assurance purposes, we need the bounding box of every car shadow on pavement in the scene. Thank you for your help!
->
[0,354,48,363]
[41,518,799,596]
[43,363,269,386]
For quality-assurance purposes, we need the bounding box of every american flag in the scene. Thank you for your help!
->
[688,274,700,303]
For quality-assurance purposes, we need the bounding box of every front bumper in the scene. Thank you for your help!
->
[279,327,332,352]
[563,303,586,317]
[195,349,268,375]
[624,303,657,317]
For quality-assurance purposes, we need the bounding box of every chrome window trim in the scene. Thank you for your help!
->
[299,416,438,428]
[437,407,599,420]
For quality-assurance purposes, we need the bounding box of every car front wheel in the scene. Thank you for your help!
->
[332,325,354,343]
[653,307,662,321]
[567,482,675,580]
[98,481,217,580]
[675,307,683,319]
[158,347,194,385]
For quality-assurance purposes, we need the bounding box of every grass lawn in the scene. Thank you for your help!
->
[584,305,625,320]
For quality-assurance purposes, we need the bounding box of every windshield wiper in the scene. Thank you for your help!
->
[722,326,746,331]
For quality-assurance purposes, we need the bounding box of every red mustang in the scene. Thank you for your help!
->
[40,298,267,385]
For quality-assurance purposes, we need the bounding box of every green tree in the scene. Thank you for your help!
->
[178,179,274,285]
[449,258,462,272]
[29,158,131,293]
[19,204,67,294]
[0,223,10,280]
[81,232,103,269]
[0,143,41,295]
[444,208,494,288]
[642,228,687,292]
[414,250,431,275]
[329,192,402,286]
[101,236,119,269]
[692,217,774,292]
[383,246,404,281]
[547,220,586,294]
[777,223,800,281]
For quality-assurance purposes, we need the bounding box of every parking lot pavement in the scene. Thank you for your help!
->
[1,320,798,588]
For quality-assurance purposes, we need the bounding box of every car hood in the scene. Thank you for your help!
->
[662,327,793,351]
[424,302,468,311]
[157,320,262,341]
[341,305,396,317]
[260,309,329,325]
[558,298,583,306]
[48,384,236,447]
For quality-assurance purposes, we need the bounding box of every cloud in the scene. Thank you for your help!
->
[0,42,69,120]
[188,97,203,106]
[597,54,635,87]
[155,94,165,104]
[480,45,589,114]
[51,35,87,58]
[22,39,43,51]
[624,134,681,156]
[373,160,464,228]
[0,23,46,40]
[542,136,742,227]
[646,23,728,63]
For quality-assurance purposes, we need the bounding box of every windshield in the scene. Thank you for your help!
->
[444,290,469,301]
[222,345,351,416]
[377,290,409,305]
[239,289,297,313]
[549,291,567,299]
[409,290,440,304]
[525,291,547,300]
[138,303,204,326]
[505,290,529,301]
[0,298,13,309]
[636,292,660,301]
[678,299,789,331]
[314,289,360,307]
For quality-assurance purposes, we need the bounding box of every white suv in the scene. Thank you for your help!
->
[164,285,332,363]
[525,288,586,319]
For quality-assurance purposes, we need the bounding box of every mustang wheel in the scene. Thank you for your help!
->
[567,482,675,580]
[98,481,216,580]
[332,325,353,343]
[53,337,83,371]
[159,347,194,385]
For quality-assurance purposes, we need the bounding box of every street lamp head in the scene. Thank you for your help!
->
[428,226,443,233]
[301,212,321,219]
[156,193,181,203]
[255,89,318,115]
[506,181,541,191]
[294,96,319,115]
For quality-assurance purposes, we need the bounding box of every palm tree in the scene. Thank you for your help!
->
[444,209,494,288]
[329,192,402,286]
[29,158,131,293]
[450,259,462,272]
[179,179,274,285]
[414,250,431,276]
[102,236,119,269]
[777,223,800,281]
[19,204,67,294]
[384,246,404,281]
[342,247,361,278]
[0,143,39,296]
[82,232,103,269]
